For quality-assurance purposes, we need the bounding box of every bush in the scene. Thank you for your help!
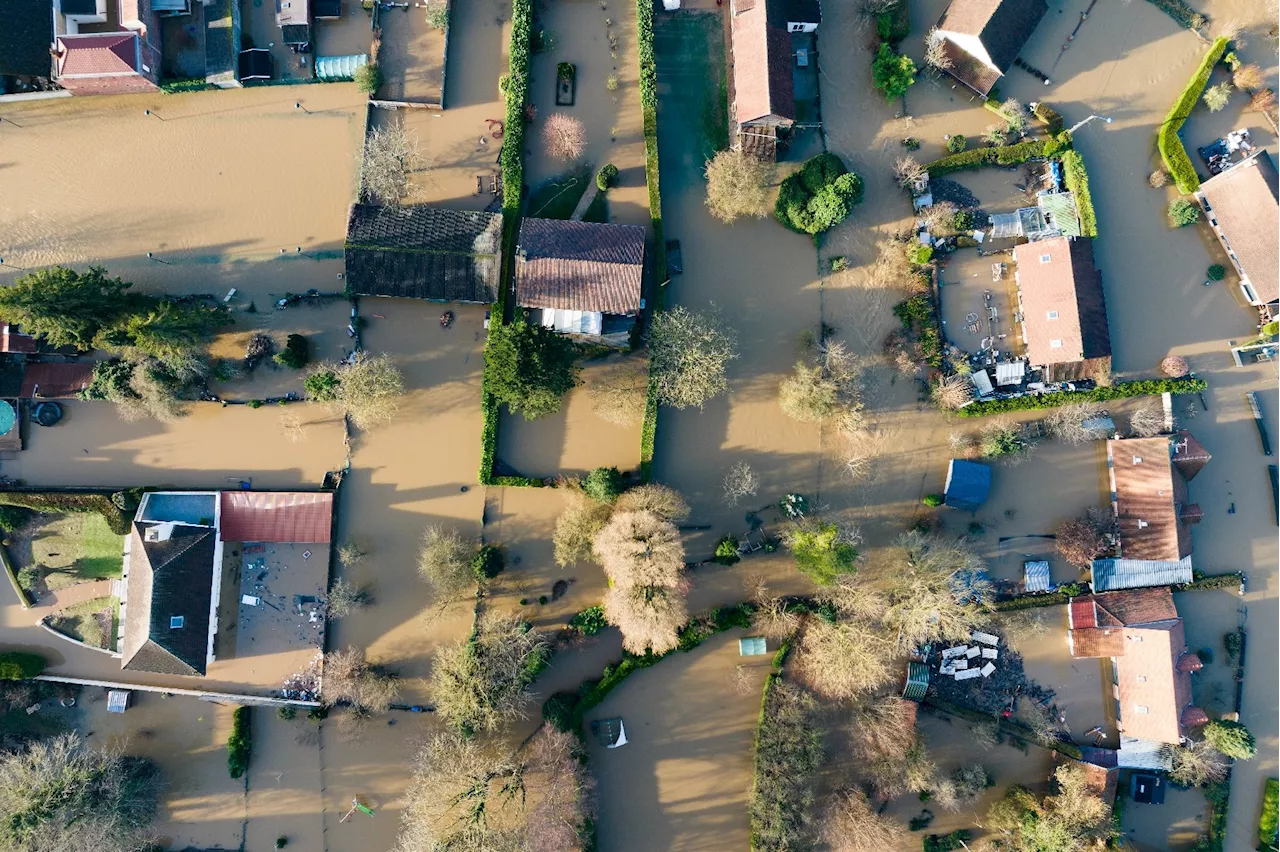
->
[228,705,251,778]
[957,378,1208,417]
[0,651,45,680]
[470,544,505,581]
[946,134,967,153]
[0,505,32,532]
[774,153,864,235]
[952,210,975,231]
[304,370,339,401]
[596,162,618,191]
[583,466,625,503]
[1145,0,1205,29]
[924,830,973,852]
[908,244,934,265]
[1033,102,1064,135]
[922,494,943,507]
[1169,198,1201,227]
[874,0,909,42]
[0,490,135,534]
[1224,631,1243,664]
[786,522,857,585]
[1207,264,1226,280]
[273,334,309,369]
[923,139,1046,177]
[1260,778,1278,851]
[1158,37,1229,193]
[1060,149,1098,237]
[277,706,296,721]
[1203,719,1257,759]
[542,692,579,732]
[872,43,916,100]
[569,605,608,636]
[713,535,741,566]
[353,62,382,94]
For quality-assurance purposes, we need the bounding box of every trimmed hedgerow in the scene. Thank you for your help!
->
[957,378,1207,417]
[1033,102,1064,135]
[991,584,1087,611]
[923,139,1046,177]
[1158,37,1229,194]
[636,0,665,482]
[1260,778,1278,852]
[1060,150,1098,237]
[0,490,140,535]
[1172,571,1244,592]
[0,651,45,680]
[1144,0,1206,30]
[228,705,252,779]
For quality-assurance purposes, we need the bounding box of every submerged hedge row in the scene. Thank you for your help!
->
[923,139,1046,176]
[636,0,664,482]
[1158,37,1229,194]
[957,378,1207,417]
[1060,150,1098,238]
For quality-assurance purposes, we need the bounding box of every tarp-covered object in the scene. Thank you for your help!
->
[944,459,992,512]
[316,53,367,81]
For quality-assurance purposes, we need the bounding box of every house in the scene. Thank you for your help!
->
[943,458,991,512]
[51,0,166,95]
[1,0,55,79]
[1196,150,1279,319]
[1012,236,1111,382]
[729,0,796,130]
[932,0,1048,97]
[1068,587,1207,763]
[514,218,645,344]
[344,204,503,303]
[121,490,333,676]
[276,0,311,50]
[1092,431,1210,591]
[784,0,821,32]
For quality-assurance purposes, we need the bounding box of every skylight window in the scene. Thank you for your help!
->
[1049,339,1063,349]
[170,616,185,629]
[1039,254,1052,264]
[1046,311,1059,320]
[1134,705,1149,714]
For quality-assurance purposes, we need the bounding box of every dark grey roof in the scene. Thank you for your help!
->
[938,0,1047,73]
[786,0,821,23]
[204,0,237,80]
[944,459,992,512]
[281,23,310,44]
[515,218,645,315]
[122,523,216,677]
[1068,238,1111,361]
[0,0,53,78]
[345,203,503,303]
[61,0,96,14]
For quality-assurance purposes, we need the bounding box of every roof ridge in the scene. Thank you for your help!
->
[149,526,214,573]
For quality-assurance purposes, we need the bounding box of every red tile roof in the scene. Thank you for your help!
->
[21,362,95,398]
[1069,589,1179,659]
[1013,237,1111,369]
[731,0,795,126]
[57,33,140,77]
[1109,436,1201,562]
[0,324,37,355]
[218,491,333,543]
[515,219,645,315]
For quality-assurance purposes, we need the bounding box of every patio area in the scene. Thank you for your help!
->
[938,247,1023,364]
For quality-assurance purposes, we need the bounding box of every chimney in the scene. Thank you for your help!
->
[1176,652,1203,673]
[1179,504,1203,524]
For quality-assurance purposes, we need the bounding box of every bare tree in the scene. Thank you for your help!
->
[923,28,953,73]
[594,509,689,654]
[647,305,739,409]
[931,374,974,410]
[1233,64,1265,91]
[821,791,904,852]
[417,525,475,600]
[1129,402,1167,438]
[613,483,690,522]
[326,576,370,619]
[331,352,405,431]
[543,113,588,161]
[894,155,926,188]
[1000,98,1028,134]
[360,123,422,206]
[794,619,894,701]
[1055,513,1110,568]
[337,539,368,567]
[779,341,864,428]
[603,583,688,655]
[918,200,960,235]
[554,482,612,568]
[1249,88,1278,115]
[1042,401,1106,445]
[1149,169,1169,188]
[322,646,398,713]
[880,531,992,651]
[588,360,648,425]
[705,149,776,223]
[722,460,760,507]
[1000,607,1051,646]
[1168,740,1230,786]
[845,698,925,797]
[1160,355,1190,377]
[279,411,307,442]
[432,612,550,734]
[525,728,597,852]
[749,576,801,640]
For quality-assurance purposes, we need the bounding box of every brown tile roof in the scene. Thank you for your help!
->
[1068,588,1180,659]
[218,491,333,543]
[936,0,1048,72]
[939,38,1001,97]
[1115,621,1193,745]
[730,0,795,125]
[515,219,645,315]
[0,324,37,355]
[57,33,140,77]
[1198,151,1279,307]
[1108,436,1200,562]
[1171,430,1211,482]
[21,362,95,399]
[1014,237,1110,369]
[122,523,217,677]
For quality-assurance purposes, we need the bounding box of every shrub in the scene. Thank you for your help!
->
[1169,198,1201,227]
[1158,37,1229,193]
[908,244,934,265]
[569,605,608,636]
[1060,149,1098,237]
[1261,778,1278,851]
[277,706,296,721]
[946,134,966,153]
[228,705,251,778]
[0,505,32,532]
[543,112,587,161]
[0,651,45,680]
[784,521,858,585]
[775,153,864,235]
[304,370,339,401]
[1149,169,1170,188]
[596,162,618,191]
[1203,82,1232,112]
[542,692,579,732]
[470,544,505,581]
[1203,719,1257,759]
[872,43,916,100]
[0,490,135,534]
[957,378,1207,416]
[1033,102,1064,135]
[922,139,1045,177]
[1161,355,1190,377]
[922,494,943,507]
[1207,264,1226,281]
[353,62,382,94]
[273,334,309,369]
[583,466,625,503]
[713,535,740,566]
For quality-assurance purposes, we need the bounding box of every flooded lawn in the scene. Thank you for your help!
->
[375,3,445,103]
[1121,782,1209,852]
[938,247,1021,359]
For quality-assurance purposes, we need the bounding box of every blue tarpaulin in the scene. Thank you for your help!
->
[944,459,992,512]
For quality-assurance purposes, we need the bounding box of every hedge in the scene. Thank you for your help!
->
[956,378,1207,417]
[160,77,215,93]
[924,696,1084,761]
[1200,777,1229,852]
[1060,150,1098,237]
[1172,571,1244,592]
[1144,0,1205,30]
[875,0,909,43]
[1033,102,1064,136]
[1260,778,1278,852]
[1158,37,1229,194]
[923,139,1046,177]
[992,584,1087,611]
[228,705,252,779]
[636,0,665,482]
[0,490,140,535]
[0,651,45,680]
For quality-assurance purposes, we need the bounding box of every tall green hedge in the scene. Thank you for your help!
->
[0,490,138,534]
[923,139,1046,177]
[228,705,252,778]
[636,0,664,482]
[0,652,45,680]
[1260,778,1278,852]
[1060,150,1098,237]
[1158,37,1229,194]
[957,378,1207,417]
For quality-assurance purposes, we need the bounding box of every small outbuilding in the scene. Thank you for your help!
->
[944,459,992,512]
[1023,560,1051,593]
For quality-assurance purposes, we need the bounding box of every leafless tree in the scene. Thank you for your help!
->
[431,612,550,734]
[821,790,903,852]
[588,360,648,425]
[894,155,926,188]
[731,664,756,696]
[360,123,423,206]
[1000,607,1051,646]
[794,619,895,701]
[722,460,760,507]
[1055,513,1110,568]
[1000,98,1028,134]
[279,411,307,442]
[931,374,973,411]
[525,727,597,852]
[1168,740,1230,786]
[417,525,475,601]
[1042,401,1106,445]
[542,113,588,161]
[1149,169,1170,188]
[554,482,612,568]
[603,582,688,655]
[594,509,688,653]
[326,577,370,619]
[1161,355,1190,377]
[337,539,368,567]
[880,531,992,651]
[322,646,398,713]
[1129,402,1167,438]
[1233,63,1265,91]
[328,351,405,431]
[749,576,801,640]
[779,341,864,428]
[705,149,776,223]
[918,200,960,235]
[1249,88,1278,115]
[923,28,953,73]
[844,698,927,797]
[613,483,690,522]
[647,305,739,409]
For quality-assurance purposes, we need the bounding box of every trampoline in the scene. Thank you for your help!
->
[0,402,14,435]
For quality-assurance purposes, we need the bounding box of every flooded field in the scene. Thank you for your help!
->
[375,3,445,103]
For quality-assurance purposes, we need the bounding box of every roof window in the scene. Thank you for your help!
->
[170,616,184,629]
[1135,705,1149,714]
[1046,310,1059,320]
[1039,254,1052,264]
[1049,339,1063,349]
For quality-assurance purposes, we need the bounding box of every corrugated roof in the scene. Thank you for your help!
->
[122,523,216,677]
[0,0,54,77]
[1014,236,1111,369]
[21,362,95,399]
[731,0,795,125]
[515,219,645,315]
[1023,560,1050,593]
[1108,435,1202,563]
[57,33,139,77]
[1090,557,1193,592]
[344,204,502,303]
[218,491,333,543]
[1198,150,1279,307]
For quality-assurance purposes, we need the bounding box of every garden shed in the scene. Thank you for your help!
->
[944,459,992,512]
[1023,560,1051,593]
[738,636,768,656]
[902,662,929,700]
